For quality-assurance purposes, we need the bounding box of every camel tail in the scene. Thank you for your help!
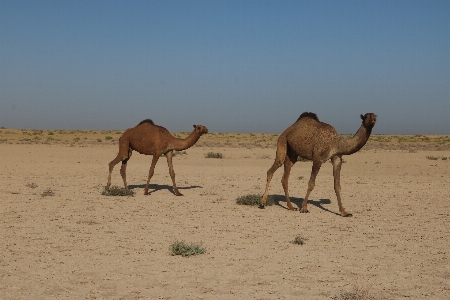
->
[274,134,288,167]
[118,136,133,163]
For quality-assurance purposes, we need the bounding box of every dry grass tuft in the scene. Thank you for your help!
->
[236,194,274,206]
[332,283,382,300]
[292,235,307,245]
[41,188,55,197]
[205,152,223,159]
[26,183,38,189]
[102,186,135,196]
[170,240,206,257]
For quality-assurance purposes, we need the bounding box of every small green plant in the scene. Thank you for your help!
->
[26,183,38,189]
[73,137,80,142]
[41,188,55,197]
[426,156,438,160]
[48,131,54,135]
[298,176,304,180]
[102,186,134,196]
[236,194,274,206]
[205,152,223,159]
[170,240,206,257]
[292,235,307,245]
[97,139,102,142]
[105,136,113,140]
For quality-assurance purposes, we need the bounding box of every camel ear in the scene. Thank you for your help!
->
[360,114,364,120]
[193,125,197,129]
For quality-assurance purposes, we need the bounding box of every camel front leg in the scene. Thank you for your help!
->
[332,156,352,217]
[281,152,298,211]
[144,155,160,195]
[260,159,283,208]
[300,160,322,213]
[165,151,182,196]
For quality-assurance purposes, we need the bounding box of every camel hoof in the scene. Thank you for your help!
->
[258,204,265,209]
[299,208,309,213]
[288,207,298,211]
[175,192,183,196]
[342,212,353,217]
[144,191,149,195]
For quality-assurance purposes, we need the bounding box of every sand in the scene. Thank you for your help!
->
[1,138,449,299]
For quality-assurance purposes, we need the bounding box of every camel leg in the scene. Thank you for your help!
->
[281,151,298,211]
[332,156,352,217]
[119,151,132,189]
[260,135,287,208]
[166,151,183,196]
[107,155,122,189]
[260,159,283,207]
[300,160,322,213]
[144,155,160,195]
[107,139,131,189]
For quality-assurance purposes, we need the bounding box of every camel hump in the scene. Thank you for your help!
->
[297,112,319,122]
[136,119,155,126]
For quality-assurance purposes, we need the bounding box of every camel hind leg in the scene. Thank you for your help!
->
[107,139,132,189]
[281,149,298,211]
[119,148,133,189]
[260,135,288,207]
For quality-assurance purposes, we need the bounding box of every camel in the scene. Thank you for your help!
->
[260,112,377,217]
[107,119,208,195]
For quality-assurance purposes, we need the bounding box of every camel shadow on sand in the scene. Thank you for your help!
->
[269,195,340,216]
[128,184,202,195]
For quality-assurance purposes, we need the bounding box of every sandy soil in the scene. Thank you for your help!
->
[1,140,449,299]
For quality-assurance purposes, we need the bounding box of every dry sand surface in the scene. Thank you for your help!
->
[1,130,450,299]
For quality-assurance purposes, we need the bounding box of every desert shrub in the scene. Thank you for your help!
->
[292,235,307,245]
[48,131,54,135]
[73,137,80,142]
[236,194,274,206]
[426,156,438,160]
[105,136,113,140]
[170,240,206,257]
[102,186,134,196]
[331,284,379,300]
[41,188,55,197]
[97,139,102,142]
[26,183,38,189]
[205,152,223,159]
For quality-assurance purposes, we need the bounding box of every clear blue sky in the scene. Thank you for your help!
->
[1,0,449,134]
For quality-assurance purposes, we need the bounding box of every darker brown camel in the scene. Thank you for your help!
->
[107,119,208,195]
[260,112,377,217]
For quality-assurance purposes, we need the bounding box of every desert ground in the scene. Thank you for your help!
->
[1,128,449,299]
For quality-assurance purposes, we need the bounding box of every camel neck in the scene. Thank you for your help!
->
[339,125,372,155]
[171,130,200,151]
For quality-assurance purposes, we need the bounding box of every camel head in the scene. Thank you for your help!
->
[193,124,208,135]
[360,113,377,129]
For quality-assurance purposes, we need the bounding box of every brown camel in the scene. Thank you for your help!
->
[107,119,208,195]
[260,112,377,217]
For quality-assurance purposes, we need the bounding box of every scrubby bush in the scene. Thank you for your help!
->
[170,241,206,257]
